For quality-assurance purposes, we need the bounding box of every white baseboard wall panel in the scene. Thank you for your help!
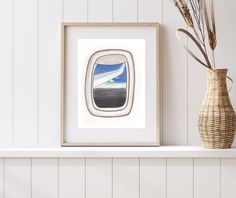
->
[1,157,236,198]
[113,158,139,198]
[140,158,166,198]
[167,158,193,198]
[5,158,31,198]
[194,158,220,198]
[32,158,58,198]
[86,158,112,198]
[0,159,4,198]
[59,158,85,198]
[221,159,236,198]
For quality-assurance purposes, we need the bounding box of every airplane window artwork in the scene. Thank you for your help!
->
[85,49,135,117]
[61,24,160,146]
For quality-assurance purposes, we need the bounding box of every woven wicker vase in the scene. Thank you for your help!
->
[198,69,236,149]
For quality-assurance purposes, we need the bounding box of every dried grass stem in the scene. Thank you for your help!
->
[173,0,217,69]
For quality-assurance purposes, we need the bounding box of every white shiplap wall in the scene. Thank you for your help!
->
[0,0,236,197]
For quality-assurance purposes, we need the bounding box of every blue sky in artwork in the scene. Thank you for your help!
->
[94,63,127,83]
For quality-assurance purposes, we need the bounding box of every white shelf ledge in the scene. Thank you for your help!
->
[0,146,236,158]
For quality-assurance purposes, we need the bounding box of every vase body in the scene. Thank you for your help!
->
[198,69,236,149]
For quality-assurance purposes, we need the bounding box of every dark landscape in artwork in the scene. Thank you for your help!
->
[93,62,127,108]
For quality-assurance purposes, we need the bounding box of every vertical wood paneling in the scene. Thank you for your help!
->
[140,158,166,198]
[86,158,112,198]
[0,0,235,149]
[0,159,4,198]
[5,159,31,198]
[187,67,205,144]
[113,158,139,198]
[63,0,87,22]
[138,0,162,22]
[38,0,62,146]
[113,0,137,22]
[162,0,188,145]
[221,159,236,198]
[194,158,220,198]
[13,0,38,147]
[167,158,193,198]
[88,0,112,22]
[187,29,206,145]
[0,0,13,147]
[32,158,58,198]
[215,1,236,146]
[59,158,85,198]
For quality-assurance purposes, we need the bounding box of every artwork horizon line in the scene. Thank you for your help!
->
[95,82,126,89]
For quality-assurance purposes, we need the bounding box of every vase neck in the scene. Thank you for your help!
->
[206,69,228,95]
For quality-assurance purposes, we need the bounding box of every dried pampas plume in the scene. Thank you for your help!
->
[173,0,194,27]
[173,0,217,69]
[203,0,217,67]
[203,0,217,50]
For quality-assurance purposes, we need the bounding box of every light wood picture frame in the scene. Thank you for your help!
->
[61,23,160,146]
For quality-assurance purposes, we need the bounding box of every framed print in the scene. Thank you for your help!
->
[61,23,160,146]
